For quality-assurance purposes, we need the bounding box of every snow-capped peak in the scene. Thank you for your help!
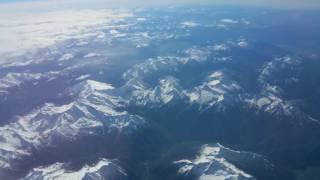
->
[21,159,127,180]
[174,143,272,180]
[0,79,144,173]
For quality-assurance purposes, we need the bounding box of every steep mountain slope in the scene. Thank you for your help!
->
[0,80,145,179]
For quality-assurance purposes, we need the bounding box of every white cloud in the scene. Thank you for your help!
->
[0,8,132,57]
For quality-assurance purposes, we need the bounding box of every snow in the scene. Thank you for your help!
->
[208,80,221,86]
[181,21,199,28]
[58,53,74,61]
[174,144,254,180]
[0,80,145,170]
[84,53,100,58]
[217,95,225,102]
[213,44,229,51]
[22,159,127,180]
[257,97,271,107]
[109,29,127,38]
[0,72,56,93]
[245,94,295,117]
[185,48,211,62]
[137,17,146,21]
[220,19,239,24]
[86,80,115,91]
[199,174,232,180]
[238,41,248,47]
[42,103,75,115]
[136,43,149,48]
[157,77,182,104]
[75,74,91,81]
[209,72,223,78]
[186,92,200,103]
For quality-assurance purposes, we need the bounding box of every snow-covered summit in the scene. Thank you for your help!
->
[0,80,145,174]
[21,159,127,180]
[174,143,272,180]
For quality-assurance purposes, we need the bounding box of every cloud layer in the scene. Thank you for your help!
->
[0,8,132,56]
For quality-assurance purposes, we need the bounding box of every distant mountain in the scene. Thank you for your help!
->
[0,6,320,180]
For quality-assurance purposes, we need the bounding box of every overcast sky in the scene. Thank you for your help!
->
[1,0,320,10]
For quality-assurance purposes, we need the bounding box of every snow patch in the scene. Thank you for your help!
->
[181,21,199,28]
[220,19,239,24]
[58,53,74,61]
[84,53,100,58]
[22,159,127,180]
[174,144,255,180]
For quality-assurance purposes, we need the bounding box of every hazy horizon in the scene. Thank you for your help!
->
[1,0,320,10]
